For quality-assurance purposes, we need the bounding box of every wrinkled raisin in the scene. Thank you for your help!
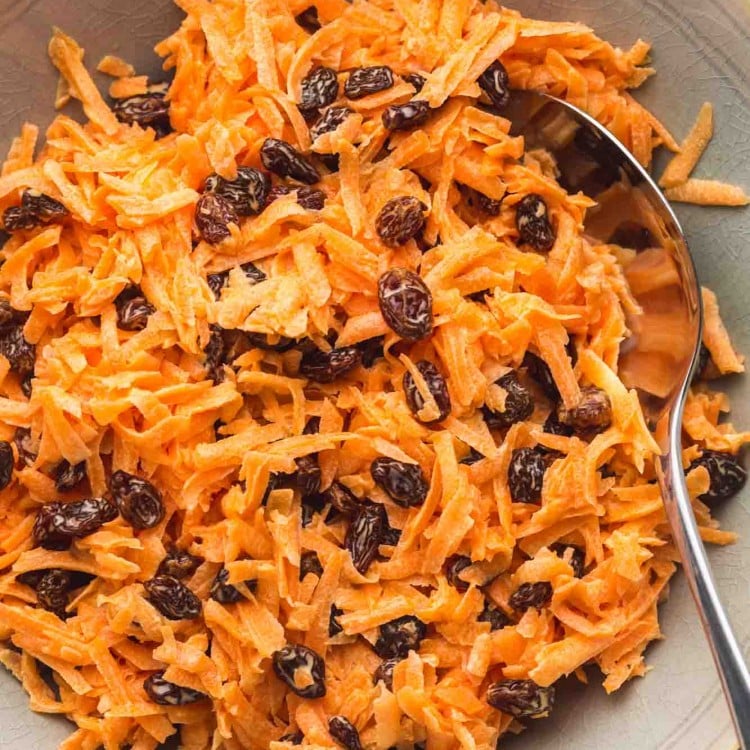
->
[22,190,69,223]
[522,351,558,400]
[157,548,202,579]
[516,194,555,251]
[204,167,271,216]
[207,261,266,299]
[483,371,533,429]
[478,60,510,109]
[33,498,118,550]
[381,523,402,547]
[374,658,400,690]
[0,440,12,490]
[344,66,394,99]
[210,566,252,603]
[346,502,387,574]
[261,138,320,185]
[371,457,428,508]
[272,644,326,698]
[376,197,426,247]
[280,730,304,745]
[478,600,511,631]
[324,482,359,516]
[54,460,86,492]
[487,679,554,719]
[373,615,427,659]
[298,66,339,118]
[404,73,426,92]
[112,92,171,133]
[265,185,326,210]
[109,470,164,530]
[295,6,320,33]
[461,184,502,216]
[144,671,207,705]
[543,409,574,438]
[403,360,451,424]
[508,447,547,503]
[0,324,35,379]
[328,716,362,750]
[688,450,747,506]
[310,105,353,141]
[357,335,385,367]
[204,324,227,383]
[300,551,324,580]
[382,100,430,131]
[550,543,585,578]
[378,268,433,341]
[0,299,26,328]
[144,575,201,620]
[300,346,361,383]
[195,193,238,244]
[276,455,322,497]
[329,604,344,637]
[3,207,38,231]
[557,386,612,435]
[35,569,71,618]
[509,581,553,612]
[14,427,37,466]
[445,555,471,592]
[115,286,155,331]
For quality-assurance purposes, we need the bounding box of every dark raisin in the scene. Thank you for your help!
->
[382,100,430,131]
[460,184,502,216]
[487,679,554,719]
[300,551,324,580]
[404,73,426,92]
[694,343,712,383]
[3,206,38,231]
[265,184,293,205]
[112,92,171,133]
[276,455,322,497]
[35,569,71,618]
[144,671,207,705]
[522,351,558,400]
[298,186,327,210]
[509,581,553,613]
[403,360,451,424]
[204,167,271,216]
[373,658,400,690]
[371,457,428,508]
[550,543,585,578]
[157,548,202,579]
[261,138,320,185]
[688,450,747,506]
[204,324,227,383]
[109,470,164,530]
[144,575,202,620]
[508,447,547,503]
[207,261,266,299]
[328,716,362,750]
[460,448,485,466]
[478,600,511,631]
[16,569,46,588]
[608,221,655,251]
[295,6,320,33]
[376,197,427,247]
[301,492,327,526]
[344,66,394,99]
[329,604,344,637]
[303,416,321,435]
[0,324,35,379]
[445,555,471,592]
[543,409,574,438]
[557,386,612,435]
[377,268,433,341]
[477,60,510,109]
[246,331,296,352]
[210,566,253,604]
[272,644,326,698]
[381,523,402,547]
[14,427,37,466]
[483,371,533,429]
[516,194,555,252]
[298,66,339,118]
[319,153,340,172]
[22,190,69,223]
[324,482,359,515]
[280,730,304,745]
[0,298,26,328]
[373,615,427,659]
[346,502,387,574]
[300,346,361,383]
[114,286,155,332]
[53,460,86,492]
[310,105,353,141]
[0,440,13,490]
[195,193,238,244]
[33,498,118,550]
[357,335,385,367]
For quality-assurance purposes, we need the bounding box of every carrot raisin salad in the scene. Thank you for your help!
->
[0,1,748,749]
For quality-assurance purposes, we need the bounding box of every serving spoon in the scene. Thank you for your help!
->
[505,89,750,748]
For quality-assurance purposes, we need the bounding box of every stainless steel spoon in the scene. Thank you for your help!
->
[506,89,750,748]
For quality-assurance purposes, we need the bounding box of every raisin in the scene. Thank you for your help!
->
[204,167,271,216]
[460,184,502,216]
[276,455,322,497]
[115,286,156,331]
[22,190,69,223]
[382,100,430,131]
[280,730,304,745]
[404,73,426,92]
[357,335,385,367]
[207,261,266,299]
[3,207,38,231]
[109,470,165,530]
[346,502,387,574]
[483,371,534,429]
[144,671,207,705]
[694,343,712,383]
[0,298,26,328]
[16,569,45,588]
[261,138,320,185]
[516,194,556,252]
[204,324,227,383]
[210,566,254,603]
[381,523,402,547]
[487,679,554,719]
[265,185,326,210]
[14,427,37,466]
[295,6,320,33]
[508,447,547,503]
[300,551,324,580]
[373,615,427,659]
[522,351,558,400]
[509,581,553,613]
[33,498,118,550]
[144,575,202,620]
[344,66,394,99]
[543,409,573,438]
[688,450,747,506]
[0,324,35,379]
[403,360,451,424]
[298,66,339,118]
[460,448,485,466]
[477,60,510,109]
[319,153,341,172]
[272,644,326,698]
[301,492,326,526]
[323,482,359,516]
[303,416,321,435]
[557,386,612,435]
[328,716,362,750]
[157,548,202,579]
[445,555,471,592]
[376,197,427,247]
[373,658,400,690]
[550,543,585,578]
[112,92,171,133]
[478,600,511,631]
[54,460,86,492]
[329,604,344,637]
[246,331,296,352]
[310,105,353,141]
[0,440,13,490]
[371,457,428,508]
[35,569,71,618]
[300,346,361,383]
[377,268,433,341]
[195,193,238,244]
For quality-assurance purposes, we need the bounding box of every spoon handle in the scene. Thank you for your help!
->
[661,411,750,749]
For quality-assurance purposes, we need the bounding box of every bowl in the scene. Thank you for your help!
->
[0,1,749,748]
